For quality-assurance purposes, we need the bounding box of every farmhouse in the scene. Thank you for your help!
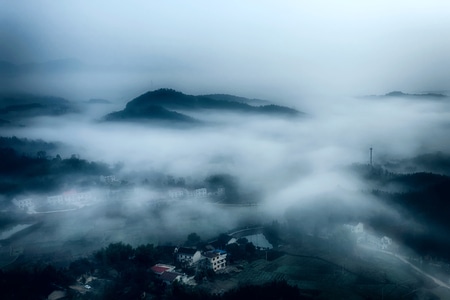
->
[202,249,227,272]
[150,264,175,275]
[175,247,202,266]
[13,198,35,212]
[345,222,393,250]
[160,271,184,284]
[47,190,94,207]
[150,264,187,285]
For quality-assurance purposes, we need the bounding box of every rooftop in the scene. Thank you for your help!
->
[160,271,183,283]
[176,247,198,255]
[150,264,175,275]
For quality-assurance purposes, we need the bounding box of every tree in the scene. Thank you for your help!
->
[185,232,201,247]
[134,244,156,266]
[36,150,46,159]
[95,242,134,271]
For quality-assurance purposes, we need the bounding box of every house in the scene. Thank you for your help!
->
[346,222,364,234]
[380,236,392,250]
[12,198,35,212]
[150,264,176,275]
[100,175,119,185]
[194,188,207,198]
[160,271,184,284]
[47,191,94,207]
[202,249,227,272]
[168,188,188,199]
[345,223,393,250]
[150,264,188,285]
[175,247,202,266]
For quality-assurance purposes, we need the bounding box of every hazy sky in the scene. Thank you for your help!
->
[1,1,450,98]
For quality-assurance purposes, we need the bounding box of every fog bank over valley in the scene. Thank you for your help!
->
[2,1,450,298]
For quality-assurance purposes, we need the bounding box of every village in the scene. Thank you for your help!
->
[3,175,450,299]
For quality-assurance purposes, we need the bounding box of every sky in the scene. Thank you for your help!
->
[1,1,450,100]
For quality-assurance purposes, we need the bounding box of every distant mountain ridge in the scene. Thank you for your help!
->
[364,91,448,99]
[0,94,77,123]
[0,58,87,74]
[104,88,303,124]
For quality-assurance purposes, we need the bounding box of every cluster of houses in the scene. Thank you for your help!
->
[344,222,393,250]
[150,247,228,284]
[167,187,225,199]
[12,190,96,214]
[99,175,121,185]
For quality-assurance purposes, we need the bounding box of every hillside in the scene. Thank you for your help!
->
[103,88,303,124]
[0,94,77,122]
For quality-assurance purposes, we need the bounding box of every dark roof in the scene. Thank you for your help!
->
[177,247,197,255]
[160,271,182,283]
[203,249,227,258]
[203,252,218,258]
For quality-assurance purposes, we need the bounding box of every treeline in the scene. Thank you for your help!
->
[0,146,109,195]
[351,163,450,259]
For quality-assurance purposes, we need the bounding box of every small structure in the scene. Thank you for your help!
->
[175,247,202,266]
[12,198,35,213]
[100,175,120,185]
[168,188,188,199]
[150,264,186,285]
[351,222,364,233]
[47,190,94,207]
[150,264,175,275]
[160,271,184,284]
[194,188,207,198]
[380,236,392,250]
[344,222,393,250]
[202,249,227,272]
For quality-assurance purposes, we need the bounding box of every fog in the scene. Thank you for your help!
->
[1,2,450,296]
[2,1,450,99]
[2,93,449,222]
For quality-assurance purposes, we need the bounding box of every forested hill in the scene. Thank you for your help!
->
[104,88,303,124]
[351,163,450,258]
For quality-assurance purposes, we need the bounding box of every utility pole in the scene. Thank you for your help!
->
[370,147,373,167]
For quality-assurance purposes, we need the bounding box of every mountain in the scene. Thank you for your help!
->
[0,58,87,75]
[104,104,198,124]
[103,88,303,124]
[201,94,270,106]
[364,91,448,100]
[0,94,77,121]
[385,91,447,98]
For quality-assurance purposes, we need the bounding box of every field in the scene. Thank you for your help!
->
[200,243,450,299]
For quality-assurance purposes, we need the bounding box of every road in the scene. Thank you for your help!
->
[361,245,450,290]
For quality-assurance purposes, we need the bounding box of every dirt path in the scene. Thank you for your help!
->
[361,245,450,290]
[393,254,450,290]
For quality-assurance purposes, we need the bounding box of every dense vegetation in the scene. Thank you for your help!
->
[104,88,302,123]
[0,146,109,196]
[351,163,450,258]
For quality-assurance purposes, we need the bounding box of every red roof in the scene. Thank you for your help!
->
[151,265,172,275]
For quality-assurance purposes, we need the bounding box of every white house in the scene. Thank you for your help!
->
[13,198,35,212]
[100,175,119,184]
[380,236,392,250]
[350,222,364,233]
[202,250,227,272]
[194,188,207,198]
[47,191,94,206]
[168,188,188,199]
[175,247,202,266]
